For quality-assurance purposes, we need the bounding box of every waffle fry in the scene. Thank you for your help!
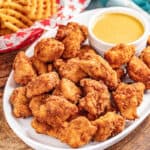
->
[0,0,58,34]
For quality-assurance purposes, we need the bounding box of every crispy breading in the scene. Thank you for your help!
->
[92,112,125,141]
[140,46,150,68]
[30,95,78,127]
[10,86,31,118]
[54,58,87,83]
[56,22,88,59]
[127,56,150,89]
[113,82,145,120]
[53,78,81,104]
[60,116,97,148]
[79,53,119,90]
[115,68,126,81]
[13,51,36,85]
[31,56,48,75]
[79,79,112,118]
[104,44,135,69]
[26,72,59,98]
[31,118,66,139]
[34,38,64,63]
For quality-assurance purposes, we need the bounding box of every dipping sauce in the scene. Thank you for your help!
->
[93,13,144,44]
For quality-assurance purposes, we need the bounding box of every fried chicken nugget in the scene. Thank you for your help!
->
[10,87,31,118]
[54,58,87,83]
[60,116,97,148]
[26,72,59,98]
[34,38,64,63]
[127,56,150,89]
[53,78,81,103]
[79,79,112,118]
[92,112,125,141]
[140,46,150,68]
[56,22,88,59]
[79,53,119,90]
[31,56,48,75]
[31,118,65,139]
[104,44,135,69]
[56,22,88,42]
[13,51,36,85]
[113,82,145,120]
[30,95,78,127]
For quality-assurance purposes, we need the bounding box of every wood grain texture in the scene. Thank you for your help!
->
[0,51,149,150]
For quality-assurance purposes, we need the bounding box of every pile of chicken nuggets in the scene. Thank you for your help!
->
[10,22,150,148]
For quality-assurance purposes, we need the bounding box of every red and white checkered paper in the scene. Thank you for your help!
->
[0,0,90,53]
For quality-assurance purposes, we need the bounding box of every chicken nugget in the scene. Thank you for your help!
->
[26,72,59,98]
[53,78,81,103]
[54,58,87,83]
[34,38,64,63]
[10,87,31,118]
[113,82,145,120]
[104,44,135,69]
[30,95,78,127]
[79,53,119,90]
[60,116,97,148]
[31,56,48,75]
[13,51,36,85]
[55,22,88,59]
[140,46,150,68]
[79,79,112,119]
[127,56,150,89]
[92,112,125,141]
[31,118,65,139]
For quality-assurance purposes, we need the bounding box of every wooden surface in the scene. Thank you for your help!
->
[0,51,150,150]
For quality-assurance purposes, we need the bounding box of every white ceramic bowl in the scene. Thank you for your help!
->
[88,7,149,56]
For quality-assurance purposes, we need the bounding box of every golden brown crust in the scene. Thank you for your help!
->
[60,116,97,148]
[53,78,81,104]
[13,51,37,85]
[127,56,150,89]
[54,58,87,83]
[34,38,64,63]
[104,44,135,69]
[113,82,145,120]
[26,72,59,98]
[92,112,125,141]
[10,86,31,118]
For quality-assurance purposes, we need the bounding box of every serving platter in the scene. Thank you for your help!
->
[3,9,150,150]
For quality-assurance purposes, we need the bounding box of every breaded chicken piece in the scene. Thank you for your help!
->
[26,72,59,98]
[104,44,135,69]
[140,46,150,68]
[10,87,31,118]
[55,22,88,59]
[34,38,64,63]
[79,79,112,119]
[56,22,88,42]
[60,116,97,148]
[79,53,119,90]
[54,58,87,83]
[31,56,48,75]
[31,118,65,139]
[113,82,145,120]
[47,64,53,72]
[92,112,125,141]
[53,78,81,103]
[13,51,36,85]
[30,95,78,127]
[127,56,150,89]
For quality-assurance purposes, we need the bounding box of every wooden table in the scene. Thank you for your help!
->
[0,51,150,150]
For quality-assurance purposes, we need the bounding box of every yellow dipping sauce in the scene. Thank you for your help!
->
[93,13,144,44]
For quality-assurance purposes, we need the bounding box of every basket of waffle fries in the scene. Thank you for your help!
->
[0,0,91,53]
